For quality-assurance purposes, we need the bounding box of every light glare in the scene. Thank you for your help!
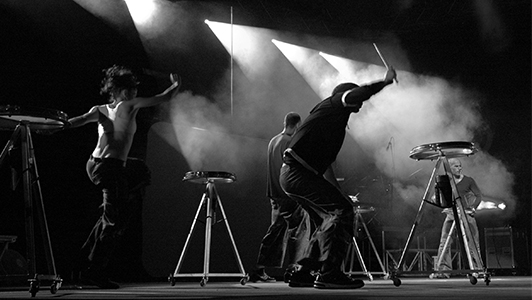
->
[125,0,157,26]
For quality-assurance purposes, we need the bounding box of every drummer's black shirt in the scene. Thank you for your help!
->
[286,82,388,175]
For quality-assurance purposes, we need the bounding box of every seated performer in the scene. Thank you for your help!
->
[430,158,483,278]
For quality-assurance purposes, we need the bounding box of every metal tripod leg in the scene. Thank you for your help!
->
[346,236,371,280]
[1,123,62,296]
[442,158,486,275]
[434,211,486,280]
[212,184,247,278]
[344,211,388,280]
[171,192,207,277]
[391,155,489,286]
[435,221,456,270]
[26,126,58,276]
[169,181,247,286]
[390,157,443,286]
[0,125,21,169]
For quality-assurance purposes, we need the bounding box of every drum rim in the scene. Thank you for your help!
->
[409,141,478,160]
[183,171,236,184]
[0,104,69,129]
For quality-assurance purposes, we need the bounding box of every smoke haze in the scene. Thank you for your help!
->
[152,30,516,228]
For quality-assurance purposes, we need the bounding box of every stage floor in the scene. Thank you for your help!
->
[0,276,530,299]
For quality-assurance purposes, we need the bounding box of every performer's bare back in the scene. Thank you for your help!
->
[91,102,139,161]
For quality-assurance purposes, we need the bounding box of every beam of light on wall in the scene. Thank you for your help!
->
[272,39,338,98]
[72,0,140,43]
[125,0,158,27]
[122,0,194,73]
[205,21,280,81]
[320,50,423,182]
[320,51,386,85]
[271,42,517,229]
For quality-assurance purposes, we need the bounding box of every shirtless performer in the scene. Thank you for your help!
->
[67,65,180,288]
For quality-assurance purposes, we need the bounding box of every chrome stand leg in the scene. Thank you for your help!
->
[169,181,247,286]
[1,122,61,296]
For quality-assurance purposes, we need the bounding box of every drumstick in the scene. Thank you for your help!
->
[373,43,398,83]
[372,43,389,69]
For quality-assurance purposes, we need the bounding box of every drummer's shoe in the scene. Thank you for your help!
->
[313,271,365,289]
[284,264,300,283]
[249,269,276,283]
[288,270,316,287]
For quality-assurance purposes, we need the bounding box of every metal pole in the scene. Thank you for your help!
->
[230,6,234,117]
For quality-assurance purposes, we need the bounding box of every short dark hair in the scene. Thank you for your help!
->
[284,112,301,128]
[331,82,358,96]
[100,65,139,96]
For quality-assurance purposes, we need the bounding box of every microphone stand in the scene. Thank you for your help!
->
[387,137,396,211]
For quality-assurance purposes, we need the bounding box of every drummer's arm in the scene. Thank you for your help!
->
[131,74,180,109]
[341,68,396,107]
[67,106,99,128]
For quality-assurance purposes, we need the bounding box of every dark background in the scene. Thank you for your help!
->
[0,0,530,282]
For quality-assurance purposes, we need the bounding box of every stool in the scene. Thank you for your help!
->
[169,171,247,286]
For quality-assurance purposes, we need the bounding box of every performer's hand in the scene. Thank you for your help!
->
[170,73,181,86]
[465,208,476,217]
[384,67,397,84]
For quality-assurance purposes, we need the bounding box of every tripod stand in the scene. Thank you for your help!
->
[343,205,388,280]
[169,171,247,287]
[0,121,62,297]
[388,141,490,287]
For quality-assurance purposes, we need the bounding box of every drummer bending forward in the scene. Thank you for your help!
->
[67,65,180,289]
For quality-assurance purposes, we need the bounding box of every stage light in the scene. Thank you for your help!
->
[206,21,281,82]
[272,40,338,98]
[204,20,233,48]
[125,0,158,27]
[478,200,506,211]
[271,39,309,65]
[320,51,360,75]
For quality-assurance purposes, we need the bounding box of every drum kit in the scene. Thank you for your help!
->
[0,104,67,296]
[0,104,492,290]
